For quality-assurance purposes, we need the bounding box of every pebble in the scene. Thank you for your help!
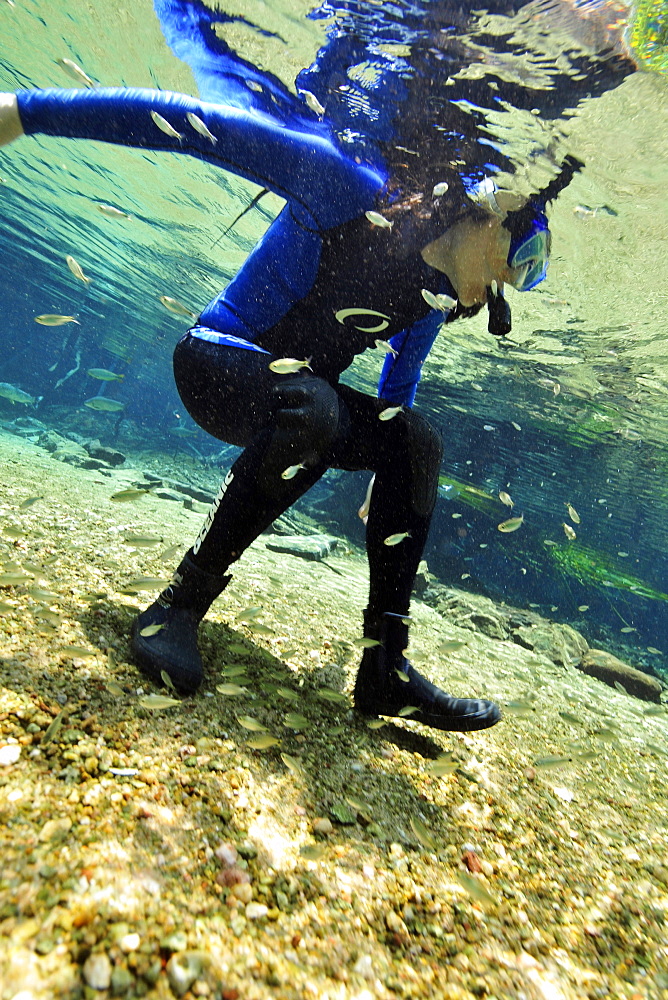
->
[119,932,140,952]
[215,842,238,866]
[353,954,374,979]
[0,743,21,766]
[313,817,333,835]
[230,881,253,903]
[245,901,268,920]
[166,951,205,996]
[82,952,112,990]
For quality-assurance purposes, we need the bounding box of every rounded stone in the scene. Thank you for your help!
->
[82,952,112,990]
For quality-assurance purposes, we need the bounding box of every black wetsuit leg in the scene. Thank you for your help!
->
[172,333,440,618]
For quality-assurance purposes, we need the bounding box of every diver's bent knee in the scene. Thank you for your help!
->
[404,411,442,517]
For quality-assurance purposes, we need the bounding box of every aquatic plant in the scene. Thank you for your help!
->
[548,540,668,603]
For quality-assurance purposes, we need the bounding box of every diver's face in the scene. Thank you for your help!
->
[421,215,519,308]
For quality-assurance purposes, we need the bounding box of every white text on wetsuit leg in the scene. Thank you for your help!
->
[193,469,234,555]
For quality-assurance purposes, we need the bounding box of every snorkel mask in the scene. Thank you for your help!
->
[472,155,584,335]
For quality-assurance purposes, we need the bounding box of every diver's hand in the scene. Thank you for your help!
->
[0,94,23,147]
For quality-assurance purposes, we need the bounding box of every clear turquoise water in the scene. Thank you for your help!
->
[0,0,667,668]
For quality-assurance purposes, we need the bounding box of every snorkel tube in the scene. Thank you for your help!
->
[484,155,585,336]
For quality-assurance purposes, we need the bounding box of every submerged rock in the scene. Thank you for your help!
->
[512,622,588,666]
[264,533,339,562]
[83,439,126,466]
[578,649,663,703]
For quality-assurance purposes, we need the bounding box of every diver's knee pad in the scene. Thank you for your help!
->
[403,410,443,518]
[256,376,348,491]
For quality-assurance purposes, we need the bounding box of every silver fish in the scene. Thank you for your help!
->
[186,112,217,144]
[150,110,183,141]
[268,357,312,374]
[365,210,393,230]
[0,383,35,405]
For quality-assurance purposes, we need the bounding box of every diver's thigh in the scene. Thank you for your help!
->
[173,335,275,446]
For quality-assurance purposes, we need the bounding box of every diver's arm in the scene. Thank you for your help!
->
[377,311,444,408]
[14,87,384,229]
[0,94,23,146]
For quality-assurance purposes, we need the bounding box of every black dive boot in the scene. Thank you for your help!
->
[131,553,231,694]
[354,610,501,733]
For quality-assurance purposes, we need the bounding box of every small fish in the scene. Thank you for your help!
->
[647,647,662,655]
[123,534,163,547]
[379,405,403,422]
[0,572,33,585]
[84,397,125,412]
[41,710,65,745]
[65,255,91,285]
[432,181,449,197]
[19,496,42,508]
[395,669,410,683]
[300,90,326,117]
[365,210,393,230]
[160,670,175,690]
[558,711,582,726]
[281,753,304,776]
[613,681,627,695]
[455,870,497,908]
[268,357,313,374]
[56,57,95,88]
[276,687,300,701]
[186,112,217,143]
[374,339,398,356]
[109,767,138,777]
[35,314,79,326]
[122,577,168,593]
[410,816,437,850]
[159,543,181,562]
[511,421,522,431]
[431,754,459,777]
[283,713,309,730]
[110,488,152,502]
[504,700,534,716]
[87,368,123,381]
[563,523,577,541]
[150,110,183,141]
[0,601,16,614]
[236,606,262,622]
[97,203,132,220]
[498,491,514,508]
[643,705,667,716]
[421,288,456,312]
[497,515,524,533]
[533,755,572,770]
[366,718,386,729]
[317,688,348,705]
[139,694,181,710]
[139,623,166,637]
[221,665,249,679]
[300,844,326,861]
[281,463,307,480]
[237,715,269,732]
[58,645,97,657]
[216,683,248,696]
[159,295,196,318]
[578,605,589,613]
[383,531,411,546]
[0,382,36,405]
[592,727,617,742]
[566,503,581,524]
[246,734,280,750]
[437,639,468,653]
[398,705,419,717]
[105,681,125,697]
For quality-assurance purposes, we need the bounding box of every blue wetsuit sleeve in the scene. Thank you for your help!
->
[16,88,384,230]
[377,310,445,407]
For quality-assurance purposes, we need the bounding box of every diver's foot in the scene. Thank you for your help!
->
[131,601,203,694]
[354,658,500,733]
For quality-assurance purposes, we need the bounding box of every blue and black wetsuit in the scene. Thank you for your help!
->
[11,0,638,726]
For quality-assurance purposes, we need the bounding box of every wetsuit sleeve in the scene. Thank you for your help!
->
[15,87,384,230]
[377,310,444,408]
